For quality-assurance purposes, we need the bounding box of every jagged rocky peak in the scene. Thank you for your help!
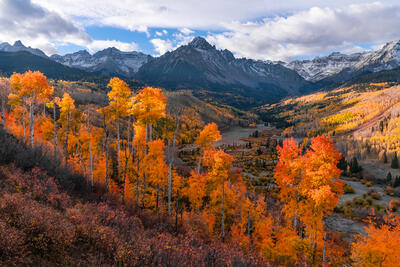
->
[188,36,214,50]
[13,40,24,47]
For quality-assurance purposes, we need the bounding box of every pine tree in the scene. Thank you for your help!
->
[386,172,392,184]
[383,151,388,164]
[391,152,399,169]
[350,157,361,173]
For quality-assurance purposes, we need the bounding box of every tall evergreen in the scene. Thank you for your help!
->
[391,152,399,169]
[350,157,361,173]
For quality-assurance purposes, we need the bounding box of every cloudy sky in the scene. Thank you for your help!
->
[1,0,400,61]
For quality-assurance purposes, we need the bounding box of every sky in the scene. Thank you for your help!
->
[1,0,400,61]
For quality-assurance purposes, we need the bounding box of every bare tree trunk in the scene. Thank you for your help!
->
[116,119,120,174]
[88,119,93,189]
[22,101,25,143]
[29,101,34,147]
[65,114,69,167]
[105,139,109,192]
[168,138,172,216]
[323,230,327,267]
[142,123,148,208]
[221,178,225,242]
[122,154,128,204]
[197,150,202,174]
[247,210,251,242]
[43,102,46,117]
[1,97,5,127]
[175,190,179,233]
[53,103,57,160]
[136,156,140,207]
[156,185,160,214]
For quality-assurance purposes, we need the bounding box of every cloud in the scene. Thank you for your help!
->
[33,0,400,31]
[150,38,174,55]
[151,32,196,56]
[207,2,400,61]
[180,28,194,35]
[87,40,139,53]
[0,0,91,55]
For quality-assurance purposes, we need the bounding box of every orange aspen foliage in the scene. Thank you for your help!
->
[274,138,302,223]
[58,93,75,166]
[131,87,167,127]
[185,171,207,211]
[107,77,131,119]
[195,122,221,173]
[352,215,400,267]
[275,135,344,265]
[143,139,168,211]
[107,77,131,170]
[300,136,343,242]
[21,71,53,147]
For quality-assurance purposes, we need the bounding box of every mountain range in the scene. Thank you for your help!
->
[2,37,400,108]
[50,48,152,77]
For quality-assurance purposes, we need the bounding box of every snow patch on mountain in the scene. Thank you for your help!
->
[285,40,400,82]
[51,48,152,77]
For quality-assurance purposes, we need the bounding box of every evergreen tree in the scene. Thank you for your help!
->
[391,152,399,169]
[350,157,361,173]
[394,176,400,188]
[337,157,348,171]
[383,151,388,164]
[386,172,392,184]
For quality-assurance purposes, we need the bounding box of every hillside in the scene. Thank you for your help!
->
[0,128,264,266]
[136,37,307,108]
[0,51,93,81]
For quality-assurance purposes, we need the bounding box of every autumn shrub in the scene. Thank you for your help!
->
[0,163,265,266]
[368,190,381,200]
[388,200,400,212]
[343,184,355,194]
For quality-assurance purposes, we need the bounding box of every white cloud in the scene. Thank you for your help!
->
[4,0,400,60]
[180,28,194,35]
[0,0,91,55]
[151,38,174,55]
[87,40,139,53]
[33,0,400,30]
[207,2,400,61]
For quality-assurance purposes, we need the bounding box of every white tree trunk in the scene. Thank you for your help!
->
[323,230,327,266]
[53,103,57,160]
[221,178,225,242]
[1,98,5,127]
[88,122,93,189]
[22,101,26,143]
[168,139,172,216]
[29,101,34,148]
[116,119,120,172]
[197,150,202,174]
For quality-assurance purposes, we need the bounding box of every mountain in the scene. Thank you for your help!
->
[0,40,47,58]
[136,37,307,108]
[0,51,94,80]
[286,40,400,82]
[51,48,152,77]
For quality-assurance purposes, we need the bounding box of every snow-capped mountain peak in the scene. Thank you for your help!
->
[51,48,153,77]
[0,40,47,58]
[188,37,214,50]
[286,40,400,82]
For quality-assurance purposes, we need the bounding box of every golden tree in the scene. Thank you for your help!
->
[195,122,221,173]
[107,77,131,170]
[58,93,75,167]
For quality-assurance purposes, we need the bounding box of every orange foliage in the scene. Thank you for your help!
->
[352,215,400,267]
